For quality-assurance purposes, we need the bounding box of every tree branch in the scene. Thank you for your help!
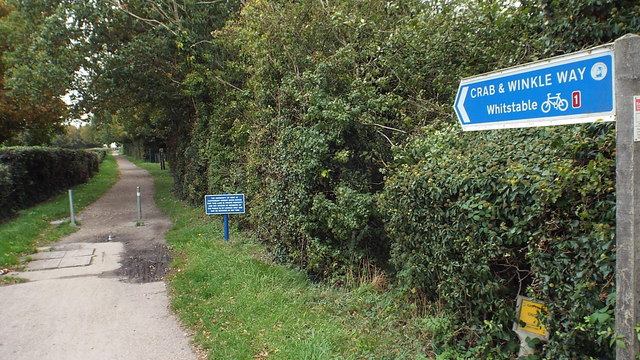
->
[365,122,407,134]
[376,129,395,146]
[111,0,178,36]
[215,76,244,92]
[190,40,215,48]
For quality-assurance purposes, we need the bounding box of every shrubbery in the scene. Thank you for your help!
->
[0,163,11,216]
[169,0,539,280]
[380,123,616,358]
[88,148,107,162]
[160,1,630,357]
[0,147,102,220]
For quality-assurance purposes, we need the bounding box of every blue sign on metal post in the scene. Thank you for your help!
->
[205,193,245,243]
[205,194,245,215]
[454,45,614,131]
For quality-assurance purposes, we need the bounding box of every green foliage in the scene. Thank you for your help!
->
[0,147,100,220]
[51,125,102,149]
[379,123,616,358]
[523,0,640,54]
[0,0,68,145]
[132,2,626,356]
[0,154,117,267]
[0,162,10,211]
[168,0,542,281]
[89,148,107,162]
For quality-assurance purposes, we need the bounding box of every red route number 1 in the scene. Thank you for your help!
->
[572,91,582,109]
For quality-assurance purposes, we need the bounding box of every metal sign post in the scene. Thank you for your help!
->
[204,193,245,242]
[614,33,640,360]
[68,189,76,226]
[223,214,230,242]
[136,186,142,223]
[159,148,166,170]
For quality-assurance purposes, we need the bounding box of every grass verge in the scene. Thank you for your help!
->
[132,159,437,360]
[0,154,119,269]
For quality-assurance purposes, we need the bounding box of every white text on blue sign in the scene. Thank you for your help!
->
[205,194,246,215]
[454,47,614,131]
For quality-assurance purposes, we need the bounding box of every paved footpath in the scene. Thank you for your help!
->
[0,156,198,360]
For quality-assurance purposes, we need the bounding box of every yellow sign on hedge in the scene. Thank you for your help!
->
[517,298,548,337]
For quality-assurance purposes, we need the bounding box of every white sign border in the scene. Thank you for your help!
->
[204,193,246,215]
[455,44,615,131]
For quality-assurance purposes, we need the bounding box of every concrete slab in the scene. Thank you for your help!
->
[13,243,123,282]
[26,247,96,271]
[59,255,93,268]
[54,243,84,251]
[27,258,62,270]
[0,274,196,360]
[64,248,95,258]
[30,251,66,260]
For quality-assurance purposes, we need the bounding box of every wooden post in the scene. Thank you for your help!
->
[615,33,640,360]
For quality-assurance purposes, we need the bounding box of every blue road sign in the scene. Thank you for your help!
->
[205,194,245,215]
[454,46,614,131]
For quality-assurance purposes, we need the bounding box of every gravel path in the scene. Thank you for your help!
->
[0,156,198,360]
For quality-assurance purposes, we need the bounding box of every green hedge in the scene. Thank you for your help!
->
[379,123,616,358]
[88,148,108,162]
[0,147,101,221]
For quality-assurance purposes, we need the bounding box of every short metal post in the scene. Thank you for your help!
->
[136,186,142,222]
[68,189,76,226]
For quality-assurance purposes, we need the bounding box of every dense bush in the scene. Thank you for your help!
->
[0,147,101,220]
[0,163,10,215]
[380,123,616,358]
[88,148,107,162]
[160,1,628,356]
[167,0,541,279]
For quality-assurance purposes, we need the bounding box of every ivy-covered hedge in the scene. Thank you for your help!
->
[131,0,631,358]
[379,123,616,358]
[168,0,541,279]
[0,147,101,221]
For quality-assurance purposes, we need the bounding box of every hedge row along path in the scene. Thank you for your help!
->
[0,156,198,360]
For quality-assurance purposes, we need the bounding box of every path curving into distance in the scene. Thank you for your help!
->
[0,156,198,360]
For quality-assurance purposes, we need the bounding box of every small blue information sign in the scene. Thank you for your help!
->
[205,194,245,215]
[454,45,614,131]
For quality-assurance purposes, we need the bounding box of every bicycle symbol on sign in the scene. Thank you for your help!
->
[541,93,569,113]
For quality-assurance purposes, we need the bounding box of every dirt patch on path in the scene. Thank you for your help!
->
[58,155,172,282]
[116,243,172,282]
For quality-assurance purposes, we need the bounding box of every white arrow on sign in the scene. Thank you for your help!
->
[456,86,470,123]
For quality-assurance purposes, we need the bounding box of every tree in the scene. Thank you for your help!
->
[51,124,101,149]
[0,1,66,145]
